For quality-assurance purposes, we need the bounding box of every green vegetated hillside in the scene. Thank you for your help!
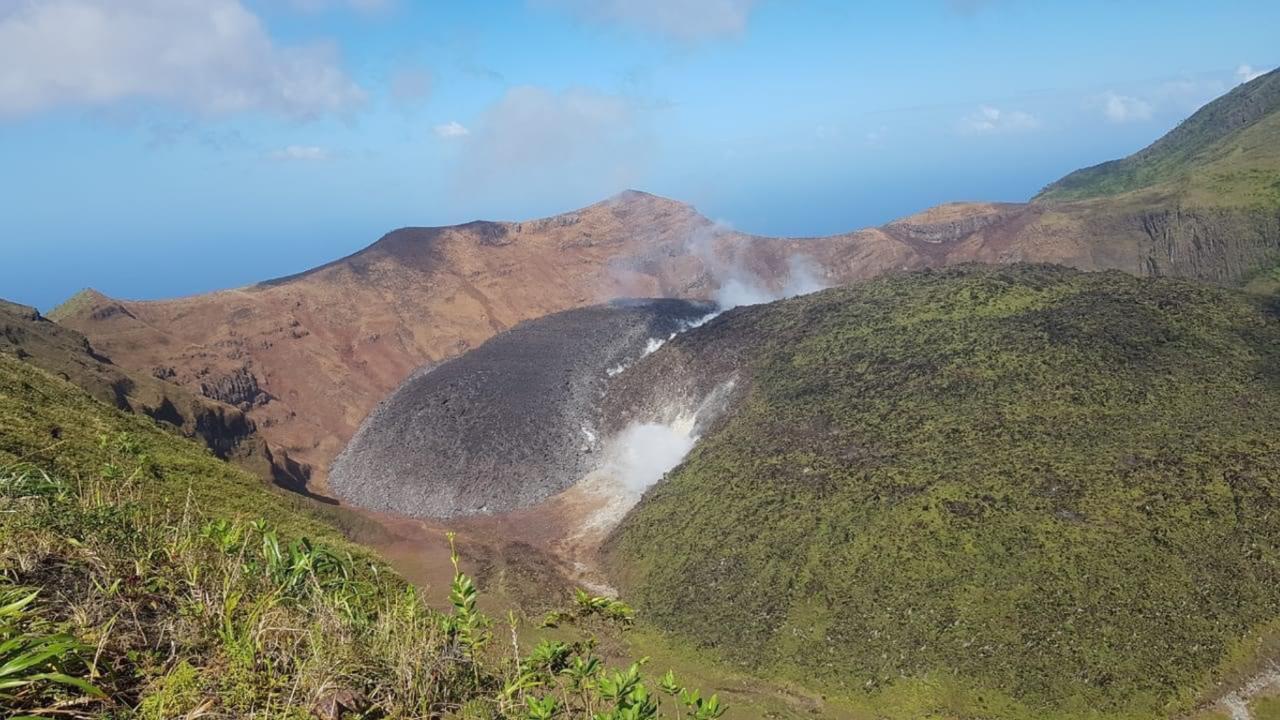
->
[605,264,1280,719]
[1038,67,1280,205]
[0,351,724,718]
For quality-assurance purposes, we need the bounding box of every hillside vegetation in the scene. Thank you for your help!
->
[1038,68,1280,203]
[0,352,724,718]
[605,264,1280,719]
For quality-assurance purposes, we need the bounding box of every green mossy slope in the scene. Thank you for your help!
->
[606,264,1280,718]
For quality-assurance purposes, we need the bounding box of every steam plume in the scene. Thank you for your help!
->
[605,417,698,494]
[686,221,829,311]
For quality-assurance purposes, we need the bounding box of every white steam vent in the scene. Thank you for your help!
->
[570,413,698,534]
[606,415,699,494]
[552,379,737,593]
[564,379,735,540]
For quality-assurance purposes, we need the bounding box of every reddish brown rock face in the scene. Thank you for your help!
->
[50,190,1279,493]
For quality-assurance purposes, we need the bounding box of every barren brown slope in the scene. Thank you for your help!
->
[50,181,1277,493]
[47,192,927,492]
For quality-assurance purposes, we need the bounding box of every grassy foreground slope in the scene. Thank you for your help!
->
[606,264,1280,718]
[0,353,723,718]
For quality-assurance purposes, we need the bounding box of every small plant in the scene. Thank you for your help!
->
[543,588,635,629]
[0,468,70,508]
[201,517,243,554]
[525,694,558,720]
[526,640,571,672]
[445,531,492,659]
[680,689,725,720]
[0,586,103,713]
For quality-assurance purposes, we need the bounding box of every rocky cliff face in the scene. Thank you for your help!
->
[914,201,1280,286]
[199,367,272,410]
[329,299,714,518]
[1134,206,1280,281]
[0,299,307,490]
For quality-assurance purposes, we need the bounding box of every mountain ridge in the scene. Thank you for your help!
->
[46,190,925,490]
[1037,67,1280,202]
[51,75,1280,492]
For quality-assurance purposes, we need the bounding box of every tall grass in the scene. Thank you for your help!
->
[0,436,725,719]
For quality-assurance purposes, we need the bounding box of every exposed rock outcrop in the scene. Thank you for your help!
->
[599,305,761,440]
[884,204,1022,245]
[199,367,271,410]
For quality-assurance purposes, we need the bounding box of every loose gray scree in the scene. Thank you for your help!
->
[329,299,715,518]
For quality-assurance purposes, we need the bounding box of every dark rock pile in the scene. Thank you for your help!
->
[199,366,271,410]
[329,299,715,518]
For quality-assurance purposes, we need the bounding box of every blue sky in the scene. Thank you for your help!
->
[0,0,1276,310]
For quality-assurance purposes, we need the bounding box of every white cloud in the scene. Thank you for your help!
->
[450,85,650,205]
[1237,64,1267,84]
[0,0,365,119]
[1149,76,1230,115]
[961,105,1039,134]
[433,121,470,138]
[269,145,330,161]
[534,0,756,41]
[1102,92,1153,123]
